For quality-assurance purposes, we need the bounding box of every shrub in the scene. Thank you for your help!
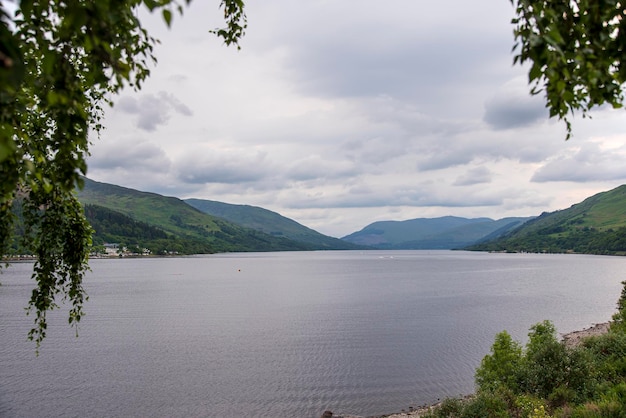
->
[433,398,464,418]
[564,399,625,418]
[611,281,626,333]
[515,394,549,417]
[521,321,570,399]
[529,405,551,418]
[475,331,523,393]
[463,281,626,418]
[581,333,626,388]
[460,393,509,418]
[548,386,578,409]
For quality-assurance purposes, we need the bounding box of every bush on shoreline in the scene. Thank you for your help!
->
[421,281,626,417]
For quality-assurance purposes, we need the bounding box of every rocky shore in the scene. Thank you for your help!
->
[321,322,612,418]
[561,322,610,348]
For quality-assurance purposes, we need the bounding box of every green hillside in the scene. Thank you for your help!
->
[342,216,531,249]
[467,184,626,254]
[185,198,362,250]
[77,178,316,253]
[84,204,220,255]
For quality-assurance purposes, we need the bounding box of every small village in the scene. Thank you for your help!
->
[92,243,153,258]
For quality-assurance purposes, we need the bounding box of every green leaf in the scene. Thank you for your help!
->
[162,8,172,27]
[529,63,543,82]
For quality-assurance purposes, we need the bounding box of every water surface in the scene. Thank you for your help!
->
[1,251,624,417]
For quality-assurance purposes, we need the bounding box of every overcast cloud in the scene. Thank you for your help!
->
[86,0,626,237]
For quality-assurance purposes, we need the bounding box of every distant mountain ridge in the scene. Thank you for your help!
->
[76,178,362,253]
[467,184,626,254]
[185,198,361,250]
[75,178,626,255]
[342,216,532,249]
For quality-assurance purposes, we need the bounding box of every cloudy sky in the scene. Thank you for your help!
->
[86,0,626,238]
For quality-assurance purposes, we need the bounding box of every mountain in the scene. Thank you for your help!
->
[466,184,626,254]
[341,216,531,249]
[82,203,213,255]
[77,178,320,254]
[184,198,362,250]
[77,178,362,253]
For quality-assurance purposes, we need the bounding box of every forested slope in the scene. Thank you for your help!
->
[77,178,317,254]
[467,185,626,254]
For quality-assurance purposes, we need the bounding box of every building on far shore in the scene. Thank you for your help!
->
[103,243,120,257]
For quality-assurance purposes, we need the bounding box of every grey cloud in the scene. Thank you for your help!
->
[116,91,193,132]
[261,0,514,116]
[413,124,565,172]
[167,74,189,84]
[300,194,504,209]
[532,143,626,183]
[158,91,193,116]
[453,167,493,186]
[117,96,140,113]
[89,140,171,172]
[283,185,503,209]
[416,146,476,171]
[341,136,409,166]
[413,135,502,172]
[483,79,548,130]
[286,155,357,181]
[355,95,472,137]
[175,150,271,185]
[180,166,265,184]
[287,35,506,107]
[502,191,552,211]
[483,96,547,130]
[514,142,561,164]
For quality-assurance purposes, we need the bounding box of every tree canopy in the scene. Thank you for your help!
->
[511,0,626,139]
[0,0,245,349]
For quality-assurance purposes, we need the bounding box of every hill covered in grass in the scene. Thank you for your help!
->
[467,184,626,254]
[185,198,362,250]
[77,178,321,254]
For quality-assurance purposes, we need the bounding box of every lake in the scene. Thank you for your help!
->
[1,251,624,417]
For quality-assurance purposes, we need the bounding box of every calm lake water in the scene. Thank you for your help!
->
[1,250,624,417]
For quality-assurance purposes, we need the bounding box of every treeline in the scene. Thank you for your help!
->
[422,283,626,417]
[85,204,169,242]
[84,204,216,255]
[468,226,626,255]
[2,202,217,256]
[85,204,315,255]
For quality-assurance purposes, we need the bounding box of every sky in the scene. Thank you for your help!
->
[86,0,626,238]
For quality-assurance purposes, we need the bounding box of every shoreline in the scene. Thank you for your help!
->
[325,322,612,418]
[561,322,610,348]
